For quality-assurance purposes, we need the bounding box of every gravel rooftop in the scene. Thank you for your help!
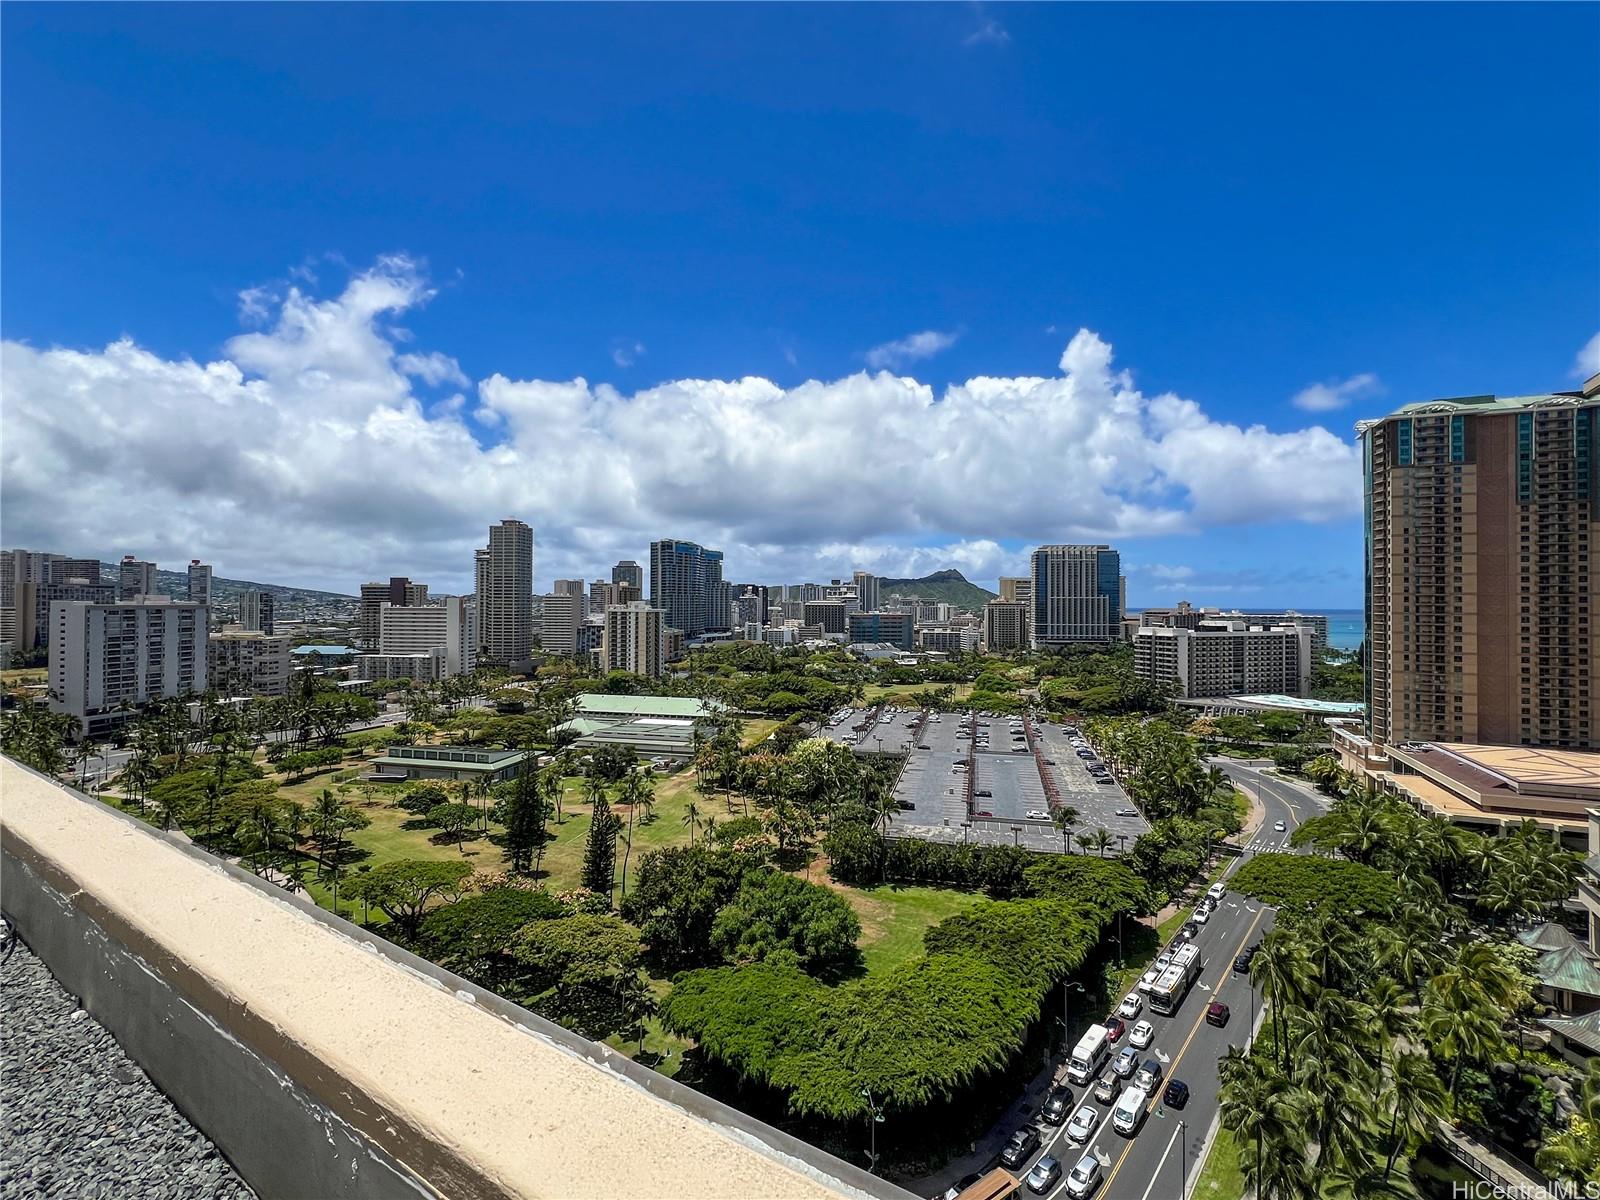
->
[1,928,254,1199]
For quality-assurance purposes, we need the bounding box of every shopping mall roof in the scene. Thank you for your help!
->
[1233,695,1365,715]
[573,694,714,720]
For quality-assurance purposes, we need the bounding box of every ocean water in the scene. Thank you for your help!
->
[1325,611,1364,652]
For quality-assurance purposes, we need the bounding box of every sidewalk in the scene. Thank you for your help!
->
[901,1054,1062,1197]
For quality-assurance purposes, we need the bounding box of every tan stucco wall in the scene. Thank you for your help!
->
[0,760,881,1200]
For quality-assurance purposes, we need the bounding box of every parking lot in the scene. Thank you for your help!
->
[818,706,922,755]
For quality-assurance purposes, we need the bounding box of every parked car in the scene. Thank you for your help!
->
[1163,1079,1190,1109]
[1112,1047,1138,1078]
[1042,1085,1073,1124]
[1233,948,1257,973]
[974,810,993,818]
[1066,1154,1102,1199]
[1129,1020,1155,1050]
[1026,1156,1062,1195]
[1191,907,1210,926]
[1117,993,1143,1020]
[975,789,993,797]
[1026,810,1049,820]
[1134,1058,1164,1092]
[1115,808,1138,817]
[1096,776,1115,784]
[1092,1073,1121,1105]
[1065,1104,1099,1143]
[1000,1126,1040,1169]
[1206,1001,1231,1027]
[1179,921,1200,940]
[1104,1017,1126,1042]
[1206,882,1227,901]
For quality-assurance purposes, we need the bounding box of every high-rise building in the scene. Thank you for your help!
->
[118,556,158,601]
[852,571,881,613]
[539,592,582,658]
[0,550,61,654]
[803,599,848,635]
[1030,545,1122,646]
[1215,609,1329,656]
[477,519,535,668]
[649,539,725,638]
[1133,621,1314,699]
[998,576,1033,605]
[187,560,213,606]
[1359,385,1600,750]
[847,610,913,650]
[602,602,666,678]
[983,600,1030,652]
[238,590,275,635]
[49,597,209,736]
[358,577,427,648]
[208,629,291,696]
[736,584,770,625]
[612,560,645,591]
[34,580,116,647]
[377,596,475,677]
[48,558,101,585]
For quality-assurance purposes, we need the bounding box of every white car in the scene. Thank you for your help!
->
[1274,820,1288,832]
[1066,1153,1101,1199]
[1066,1104,1099,1143]
[1206,882,1227,901]
[1026,809,1049,821]
[1130,1020,1155,1050]
[1191,906,1210,925]
[1117,993,1143,1020]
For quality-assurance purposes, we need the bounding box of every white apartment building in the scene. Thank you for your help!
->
[50,597,209,736]
[918,625,980,654]
[539,592,582,658]
[1132,621,1315,700]
[602,602,666,678]
[378,596,475,677]
[356,649,447,684]
[207,628,291,696]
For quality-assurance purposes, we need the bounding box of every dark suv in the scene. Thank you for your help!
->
[1042,1085,1073,1125]
[1000,1126,1042,1169]
[1163,1079,1190,1109]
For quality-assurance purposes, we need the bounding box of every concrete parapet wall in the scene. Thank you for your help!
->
[0,759,910,1200]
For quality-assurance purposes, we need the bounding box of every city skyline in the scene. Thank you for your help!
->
[3,5,1595,607]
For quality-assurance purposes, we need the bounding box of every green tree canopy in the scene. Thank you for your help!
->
[342,859,474,934]
[1230,853,1398,914]
[709,869,862,972]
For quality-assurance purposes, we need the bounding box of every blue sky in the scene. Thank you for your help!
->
[4,3,1596,605]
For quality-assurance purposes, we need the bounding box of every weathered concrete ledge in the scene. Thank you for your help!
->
[0,759,914,1200]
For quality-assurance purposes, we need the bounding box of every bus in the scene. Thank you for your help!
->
[954,1168,1021,1200]
[1067,1025,1110,1084]
[1148,943,1201,1016]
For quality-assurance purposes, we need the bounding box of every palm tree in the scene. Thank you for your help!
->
[1088,828,1114,857]
[1322,1157,1421,1200]
[1381,1052,1448,1180]
[683,800,701,848]
[540,767,565,825]
[1252,929,1317,1069]
[1053,805,1080,854]
[1219,1050,1308,1197]
[1364,978,1415,1080]
[1421,982,1501,1096]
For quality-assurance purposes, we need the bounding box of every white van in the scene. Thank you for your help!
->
[1112,1085,1149,1136]
[1067,1026,1110,1085]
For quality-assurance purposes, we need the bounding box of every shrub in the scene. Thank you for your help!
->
[710,869,861,972]
[1230,853,1398,914]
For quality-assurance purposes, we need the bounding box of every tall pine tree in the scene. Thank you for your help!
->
[581,792,620,903]
[503,760,553,875]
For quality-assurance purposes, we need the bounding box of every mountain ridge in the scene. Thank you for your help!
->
[879,569,998,613]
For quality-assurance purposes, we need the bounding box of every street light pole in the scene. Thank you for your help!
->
[1179,1120,1189,1199]
[859,1087,884,1174]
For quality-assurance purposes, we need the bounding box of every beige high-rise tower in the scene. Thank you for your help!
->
[478,520,534,667]
[1358,381,1599,751]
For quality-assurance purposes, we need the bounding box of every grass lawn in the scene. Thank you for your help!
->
[740,718,782,747]
[1,668,47,685]
[861,682,974,703]
[1192,1125,1245,1200]
[836,883,990,975]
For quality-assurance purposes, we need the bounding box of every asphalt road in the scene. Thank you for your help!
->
[995,762,1329,1200]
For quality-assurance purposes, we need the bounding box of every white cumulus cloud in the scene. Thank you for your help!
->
[397,351,469,388]
[0,257,1361,593]
[1291,372,1382,412]
[864,330,959,370]
[1574,331,1600,379]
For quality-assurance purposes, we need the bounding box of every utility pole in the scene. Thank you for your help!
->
[1179,1120,1189,1199]
[859,1087,884,1174]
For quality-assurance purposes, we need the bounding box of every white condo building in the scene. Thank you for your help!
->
[602,602,666,678]
[539,592,582,658]
[373,597,475,677]
[49,597,209,736]
[1132,620,1315,699]
[207,628,291,696]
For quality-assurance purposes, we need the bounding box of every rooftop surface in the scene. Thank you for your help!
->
[1368,391,1597,421]
[1,934,254,1199]
[1232,694,1366,715]
[1426,743,1600,797]
[574,693,713,719]
[289,644,358,655]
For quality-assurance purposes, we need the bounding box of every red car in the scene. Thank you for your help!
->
[1104,1017,1126,1042]
[1206,1002,1230,1028]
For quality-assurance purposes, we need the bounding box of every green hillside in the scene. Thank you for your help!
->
[880,569,998,613]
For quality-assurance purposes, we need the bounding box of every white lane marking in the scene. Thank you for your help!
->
[1137,1123,1186,1200]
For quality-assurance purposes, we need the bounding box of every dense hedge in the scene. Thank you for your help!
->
[922,899,1099,982]
[824,828,1033,897]
[1021,855,1152,922]
[1229,852,1398,914]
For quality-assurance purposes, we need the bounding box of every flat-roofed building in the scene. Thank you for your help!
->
[49,597,209,736]
[540,592,582,658]
[918,624,979,654]
[649,539,725,638]
[238,589,275,635]
[982,600,1030,652]
[602,602,666,678]
[553,693,720,761]
[355,649,447,683]
[366,745,530,784]
[117,556,158,601]
[847,611,913,651]
[1133,620,1314,699]
[1372,741,1600,852]
[803,600,847,635]
[1359,385,1599,752]
[207,628,291,696]
[997,576,1032,606]
[379,596,475,677]
[477,519,534,668]
[186,560,213,607]
[1030,544,1122,645]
